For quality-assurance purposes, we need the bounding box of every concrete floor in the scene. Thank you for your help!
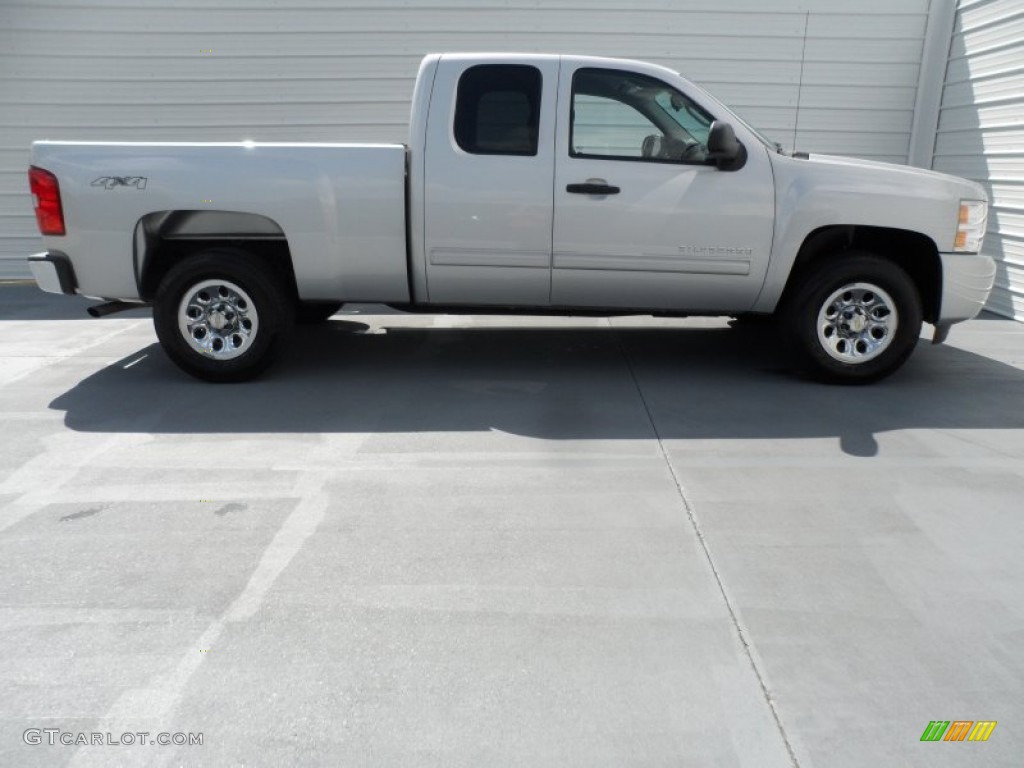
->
[1,282,1022,767]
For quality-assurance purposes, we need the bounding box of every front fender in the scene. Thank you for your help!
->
[752,153,984,313]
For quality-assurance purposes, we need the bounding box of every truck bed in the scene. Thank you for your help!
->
[31,141,410,302]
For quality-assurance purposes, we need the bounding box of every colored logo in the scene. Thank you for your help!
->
[920,721,996,742]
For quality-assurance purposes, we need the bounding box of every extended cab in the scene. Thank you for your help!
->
[27,53,996,383]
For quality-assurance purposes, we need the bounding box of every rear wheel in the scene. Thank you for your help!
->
[153,249,293,382]
[784,252,922,384]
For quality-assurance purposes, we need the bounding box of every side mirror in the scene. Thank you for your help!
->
[707,121,746,171]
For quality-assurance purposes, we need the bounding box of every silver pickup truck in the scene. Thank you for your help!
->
[27,53,995,383]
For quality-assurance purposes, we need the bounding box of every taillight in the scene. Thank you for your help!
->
[28,166,65,236]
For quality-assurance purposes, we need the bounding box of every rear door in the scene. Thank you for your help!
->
[423,55,559,306]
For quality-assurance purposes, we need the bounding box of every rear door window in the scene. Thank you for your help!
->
[454,65,542,156]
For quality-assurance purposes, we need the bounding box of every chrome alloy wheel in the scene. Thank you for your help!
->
[177,279,259,360]
[816,282,898,364]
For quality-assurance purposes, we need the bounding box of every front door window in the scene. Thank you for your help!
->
[570,68,715,164]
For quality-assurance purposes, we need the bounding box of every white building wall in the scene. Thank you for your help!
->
[931,0,1024,320]
[1,0,932,277]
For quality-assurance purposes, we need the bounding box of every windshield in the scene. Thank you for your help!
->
[728,109,779,151]
[681,77,780,152]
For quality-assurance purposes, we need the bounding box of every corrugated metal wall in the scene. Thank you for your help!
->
[932,0,1024,320]
[1,0,932,278]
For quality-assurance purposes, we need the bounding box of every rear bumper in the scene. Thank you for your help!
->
[28,251,77,295]
[937,252,996,325]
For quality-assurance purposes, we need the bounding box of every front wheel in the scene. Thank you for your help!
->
[153,249,293,382]
[784,253,923,384]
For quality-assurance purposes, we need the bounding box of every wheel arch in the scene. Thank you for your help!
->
[779,225,942,323]
[133,210,299,302]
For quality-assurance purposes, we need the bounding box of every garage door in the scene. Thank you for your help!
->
[1,0,932,279]
[932,0,1024,320]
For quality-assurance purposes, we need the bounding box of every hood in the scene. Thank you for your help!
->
[803,153,988,203]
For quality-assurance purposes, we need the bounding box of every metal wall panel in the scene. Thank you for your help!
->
[0,0,930,277]
[933,0,1024,320]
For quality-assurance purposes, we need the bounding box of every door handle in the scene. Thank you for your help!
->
[566,182,620,195]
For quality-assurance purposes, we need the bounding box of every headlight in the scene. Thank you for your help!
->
[954,199,987,253]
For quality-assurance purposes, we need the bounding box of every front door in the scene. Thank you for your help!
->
[552,64,775,312]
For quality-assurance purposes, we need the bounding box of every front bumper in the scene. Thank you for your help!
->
[28,251,76,295]
[932,251,996,343]
[938,252,996,324]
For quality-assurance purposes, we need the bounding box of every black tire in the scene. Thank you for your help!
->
[153,249,294,382]
[295,301,343,325]
[783,252,922,384]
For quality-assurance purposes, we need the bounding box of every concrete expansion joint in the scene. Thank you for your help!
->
[610,325,802,768]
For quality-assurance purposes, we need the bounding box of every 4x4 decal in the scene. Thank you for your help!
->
[91,176,148,190]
